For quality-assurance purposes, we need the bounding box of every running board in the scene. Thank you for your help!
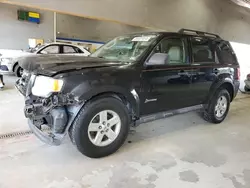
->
[136,104,204,126]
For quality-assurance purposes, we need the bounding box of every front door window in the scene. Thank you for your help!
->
[147,38,187,65]
[39,45,59,54]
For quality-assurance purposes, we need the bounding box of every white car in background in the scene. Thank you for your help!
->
[0,43,90,77]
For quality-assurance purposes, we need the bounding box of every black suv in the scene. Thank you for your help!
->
[16,29,240,158]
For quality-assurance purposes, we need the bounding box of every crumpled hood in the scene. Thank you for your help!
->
[19,54,123,76]
[0,49,31,58]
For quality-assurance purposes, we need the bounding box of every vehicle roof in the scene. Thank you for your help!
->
[125,31,225,41]
[45,42,80,47]
[43,42,90,53]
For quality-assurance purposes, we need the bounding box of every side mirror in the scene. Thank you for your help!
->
[147,53,169,65]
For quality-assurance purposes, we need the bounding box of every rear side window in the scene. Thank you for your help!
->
[74,47,83,53]
[63,45,77,53]
[215,41,237,64]
[191,37,214,63]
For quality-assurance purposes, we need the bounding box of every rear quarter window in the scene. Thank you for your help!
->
[74,47,83,53]
[63,45,77,53]
[215,41,238,65]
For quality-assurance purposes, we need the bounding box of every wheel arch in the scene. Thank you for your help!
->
[84,90,140,120]
[219,82,234,102]
[70,83,140,120]
[12,62,19,72]
[208,80,235,103]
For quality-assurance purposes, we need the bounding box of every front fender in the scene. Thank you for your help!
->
[71,83,140,118]
[11,60,18,72]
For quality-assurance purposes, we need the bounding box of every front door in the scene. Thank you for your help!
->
[140,37,194,116]
[38,45,60,54]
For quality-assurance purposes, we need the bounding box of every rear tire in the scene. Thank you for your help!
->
[244,86,250,92]
[71,97,130,158]
[14,64,23,77]
[203,89,230,124]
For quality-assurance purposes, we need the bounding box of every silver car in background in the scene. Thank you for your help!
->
[244,73,250,91]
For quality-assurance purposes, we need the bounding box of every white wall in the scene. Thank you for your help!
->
[0,3,150,50]
[231,42,250,90]
[0,3,54,50]
[2,0,250,43]
[56,14,151,42]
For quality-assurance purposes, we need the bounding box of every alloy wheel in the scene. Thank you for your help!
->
[215,96,228,118]
[87,110,121,147]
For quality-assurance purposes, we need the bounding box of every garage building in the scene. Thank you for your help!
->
[1,0,250,187]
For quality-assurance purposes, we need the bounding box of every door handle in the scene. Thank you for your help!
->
[213,68,219,74]
[178,71,188,76]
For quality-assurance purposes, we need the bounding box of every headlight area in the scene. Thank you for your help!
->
[32,76,64,98]
[25,84,82,136]
[23,76,84,145]
[0,58,13,65]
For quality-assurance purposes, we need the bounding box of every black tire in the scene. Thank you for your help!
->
[14,64,23,77]
[203,89,230,124]
[244,86,250,92]
[70,97,130,158]
[68,126,76,145]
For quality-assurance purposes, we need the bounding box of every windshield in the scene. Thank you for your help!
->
[90,34,159,61]
[27,44,46,53]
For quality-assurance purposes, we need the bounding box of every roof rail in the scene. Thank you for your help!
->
[178,28,221,38]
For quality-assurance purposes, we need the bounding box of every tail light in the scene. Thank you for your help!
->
[236,68,240,80]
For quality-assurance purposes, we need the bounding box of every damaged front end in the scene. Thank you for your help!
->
[15,73,84,145]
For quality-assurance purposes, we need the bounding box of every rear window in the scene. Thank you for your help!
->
[191,37,238,65]
[191,37,214,63]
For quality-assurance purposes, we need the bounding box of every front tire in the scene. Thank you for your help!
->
[71,97,130,158]
[14,64,23,77]
[203,89,230,124]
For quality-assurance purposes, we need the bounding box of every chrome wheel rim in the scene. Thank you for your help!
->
[215,96,227,118]
[20,68,24,76]
[88,110,121,147]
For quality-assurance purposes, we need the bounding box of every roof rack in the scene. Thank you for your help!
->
[178,28,221,38]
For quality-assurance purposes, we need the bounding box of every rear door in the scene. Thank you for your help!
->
[189,36,217,104]
[140,36,195,115]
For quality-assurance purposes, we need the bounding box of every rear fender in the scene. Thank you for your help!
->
[207,76,235,104]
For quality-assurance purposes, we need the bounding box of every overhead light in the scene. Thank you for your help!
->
[230,0,250,9]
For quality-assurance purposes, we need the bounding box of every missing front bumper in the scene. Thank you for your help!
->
[28,119,63,145]
[27,103,85,145]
